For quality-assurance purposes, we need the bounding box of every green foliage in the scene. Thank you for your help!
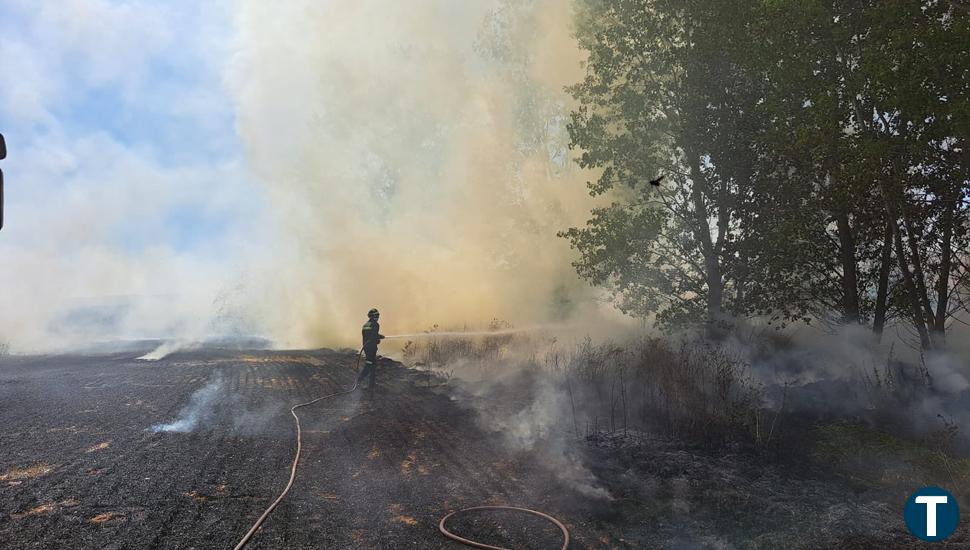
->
[565,0,769,328]
[564,0,970,342]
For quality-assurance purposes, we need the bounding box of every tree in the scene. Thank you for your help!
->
[565,0,970,350]
[765,0,970,349]
[563,0,764,333]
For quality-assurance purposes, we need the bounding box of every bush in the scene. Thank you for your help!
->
[565,337,765,447]
[401,328,768,449]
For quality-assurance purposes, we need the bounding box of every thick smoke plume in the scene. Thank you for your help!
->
[229,0,621,347]
[0,2,275,353]
[0,1,626,353]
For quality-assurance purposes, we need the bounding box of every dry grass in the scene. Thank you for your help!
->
[388,503,418,525]
[403,329,767,449]
[16,503,57,517]
[401,319,518,368]
[183,491,207,502]
[393,515,418,526]
[400,451,429,478]
[0,463,54,481]
[9,499,79,519]
[85,442,110,453]
[89,512,123,524]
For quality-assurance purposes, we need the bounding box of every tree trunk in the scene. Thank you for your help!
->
[872,219,893,340]
[736,245,748,313]
[835,210,860,323]
[932,187,958,343]
[891,219,932,350]
[685,144,724,333]
[900,209,937,329]
[878,171,934,351]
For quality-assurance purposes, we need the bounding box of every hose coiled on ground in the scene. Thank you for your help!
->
[233,349,570,550]
[439,506,570,550]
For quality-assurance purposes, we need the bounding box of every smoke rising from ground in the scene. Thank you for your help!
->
[229,0,621,348]
[151,373,226,433]
[138,340,200,361]
[729,325,970,446]
[448,364,614,500]
[149,371,287,435]
[404,321,970,500]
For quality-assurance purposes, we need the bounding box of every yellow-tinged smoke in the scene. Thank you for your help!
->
[229,0,621,347]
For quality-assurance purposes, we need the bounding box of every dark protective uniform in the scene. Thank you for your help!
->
[0,132,6,231]
[357,318,384,388]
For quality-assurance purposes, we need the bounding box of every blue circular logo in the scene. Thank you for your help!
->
[904,486,960,541]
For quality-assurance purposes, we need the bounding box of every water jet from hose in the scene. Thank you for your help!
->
[383,325,554,340]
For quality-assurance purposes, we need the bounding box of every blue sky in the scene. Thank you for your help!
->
[0,0,269,347]
[0,0,258,254]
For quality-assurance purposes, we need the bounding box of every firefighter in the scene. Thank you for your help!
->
[1,132,6,231]
[356,308,385,389]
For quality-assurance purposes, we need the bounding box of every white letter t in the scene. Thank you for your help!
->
[916,496,949,537]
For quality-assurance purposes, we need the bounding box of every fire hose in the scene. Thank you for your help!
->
[439,506,569,550]
[231,349,363,550]
[233,347,571,550]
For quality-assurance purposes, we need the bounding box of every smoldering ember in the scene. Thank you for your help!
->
[1,1,969,549]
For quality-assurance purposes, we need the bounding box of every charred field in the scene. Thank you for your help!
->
[0,348,599,549]
[0,348,963,549]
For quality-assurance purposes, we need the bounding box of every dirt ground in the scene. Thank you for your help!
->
[0,349,596,549]
[0,349,960,549]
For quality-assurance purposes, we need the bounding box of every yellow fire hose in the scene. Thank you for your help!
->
[231,350,363,550]
[439,506,570,550]
[233,348,571,549]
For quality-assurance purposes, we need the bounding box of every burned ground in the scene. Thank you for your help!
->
[1,350,591,549]
[0,350,960,548]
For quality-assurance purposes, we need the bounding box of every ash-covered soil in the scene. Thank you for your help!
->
[0,350,589,549]
[0,349,957,549]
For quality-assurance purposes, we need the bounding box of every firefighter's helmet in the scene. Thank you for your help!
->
[368,308,380,319]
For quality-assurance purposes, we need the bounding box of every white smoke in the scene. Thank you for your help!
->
[923,352,970,394]
[138,339,198,361]
[227,0,622,348]
[0,1,270,353]
[150,374,225,433]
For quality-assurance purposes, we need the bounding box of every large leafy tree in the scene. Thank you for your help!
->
[564,0,970,349]
[742,0,899,331]
[563,0,766,333]
[761,0,970,349]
